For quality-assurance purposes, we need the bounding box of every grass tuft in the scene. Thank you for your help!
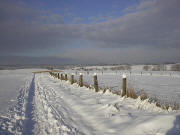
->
[127,87,137,99]
[162,102,170,110]
[172,102,180,110]
[84,83,92,89]
[140,91,148,100]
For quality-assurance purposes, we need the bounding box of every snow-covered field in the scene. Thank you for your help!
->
[63,66,180,105]
[0,68,180,135]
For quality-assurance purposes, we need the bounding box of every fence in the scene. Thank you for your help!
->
[49,72,127,97]
[49,71,180,110]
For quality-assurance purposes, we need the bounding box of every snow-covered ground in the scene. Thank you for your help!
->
[0,69,38,115]
[0,70,180,135]
[63,67,180,105]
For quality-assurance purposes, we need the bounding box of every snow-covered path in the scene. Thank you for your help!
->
[33,73,180,135]
[1,72,180,135]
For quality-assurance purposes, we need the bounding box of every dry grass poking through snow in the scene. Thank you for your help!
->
[139,91,149,100]
[83,83,93,89]
[172,102,180,110]
[127,87,137,99]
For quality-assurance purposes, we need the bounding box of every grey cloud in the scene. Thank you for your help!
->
[84,0,180,48]
[73,17,83,23]
[59,46,180,64]
[0,1,83,54]
[39,14,64,24]
[0,55,76,65]
[0,0,180,64]
[0,23,83,53]
[0,0,38,23]
[1,0,180,52]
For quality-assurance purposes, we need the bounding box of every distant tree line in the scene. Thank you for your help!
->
[171,64,180,71]
[110,65,131,71]
[143,65,167,71]
[143,64,180,71]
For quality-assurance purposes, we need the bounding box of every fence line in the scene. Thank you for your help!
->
[49,71,180,110]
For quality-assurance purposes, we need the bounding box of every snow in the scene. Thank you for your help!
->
[63,68,180,105]
[122,73,126,78]
[35,74,180,135]
[0,69,35,115]
[0,69,180,135]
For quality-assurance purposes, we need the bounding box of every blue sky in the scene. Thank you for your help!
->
[25,0,140,23]
[19,0,138,26]
[0,0,180,65]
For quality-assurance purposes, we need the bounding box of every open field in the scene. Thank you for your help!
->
[63,65,180,106]
[0,67,180,135]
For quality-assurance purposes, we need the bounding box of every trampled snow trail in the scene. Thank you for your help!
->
[33,73,180,135]
[34,75,95,135]
[23,75,35,135]
[0,74,35,135]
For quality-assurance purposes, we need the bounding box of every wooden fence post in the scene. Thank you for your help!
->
[61,74,64,80]
[65,74,68,81]
[79,73,83,87]
[71,74,74,84]
[93,73,99,92]
[122,74,127,97]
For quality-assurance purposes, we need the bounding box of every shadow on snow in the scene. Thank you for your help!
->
[166,115,180,135]
[22,75,36,135]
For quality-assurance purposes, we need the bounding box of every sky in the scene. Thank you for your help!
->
[0,0,180,65]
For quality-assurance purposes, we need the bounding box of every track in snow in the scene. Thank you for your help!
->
[34,75,94,135]
[0,75,35,135]
[23,75,35,135]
